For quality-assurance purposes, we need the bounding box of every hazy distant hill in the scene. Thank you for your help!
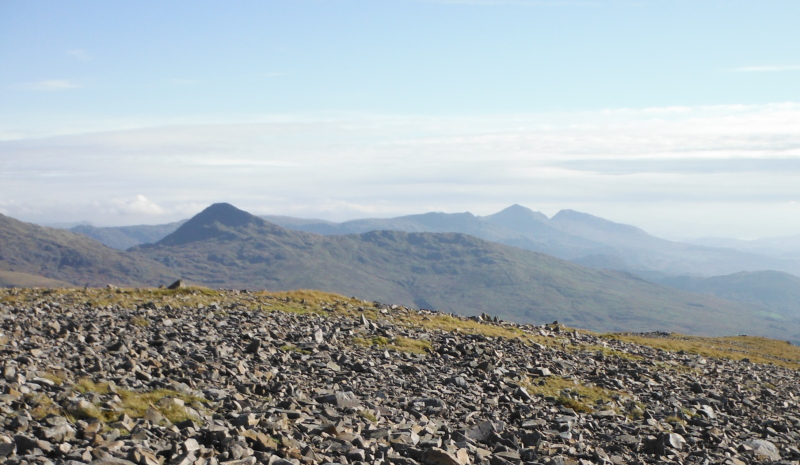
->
[690,235,800,261]
[654,270,800,321]
[264,205,800,277]
[264,205,607,259]
[0,213,175,287]
[71,220,186,250]
[131,203,800,341]
[69,205,799,278]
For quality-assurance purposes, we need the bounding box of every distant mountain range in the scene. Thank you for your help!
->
[3,203,798,341]
[71,220,187,250]
[70,204,800,278]
[261,205,800,278]
[62,204,800,327]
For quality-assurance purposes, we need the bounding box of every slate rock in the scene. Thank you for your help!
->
[743,439,781,461]
[422,447,468,465]
[317,391,361,409]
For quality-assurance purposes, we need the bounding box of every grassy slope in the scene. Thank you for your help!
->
[0,214,176,287]
[0,270,73,288]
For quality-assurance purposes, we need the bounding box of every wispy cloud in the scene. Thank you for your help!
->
[727,65,800,73]
[66,49,92,61]
[18,80,81,91]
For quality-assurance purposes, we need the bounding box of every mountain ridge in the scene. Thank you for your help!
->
[5,204,800,340]
[126,203,800,342]
[259,207,800,277]
[67,204,800,278]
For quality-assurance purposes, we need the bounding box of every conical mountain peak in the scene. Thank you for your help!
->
[157,203,266,246]
[490,204,548,220]
[191,203,262,228]
[484,204,549,231]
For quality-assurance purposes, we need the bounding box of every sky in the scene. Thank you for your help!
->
[1,0,800,240]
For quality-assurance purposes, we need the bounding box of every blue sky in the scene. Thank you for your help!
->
[2,0,800,238]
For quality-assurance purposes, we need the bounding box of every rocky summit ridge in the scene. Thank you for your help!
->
[2,287,800,465]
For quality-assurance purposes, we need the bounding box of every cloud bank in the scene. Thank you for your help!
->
[2,103,799,238]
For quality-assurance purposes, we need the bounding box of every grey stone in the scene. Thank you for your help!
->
[89,458,138,465]
[743,439,781,461]
[317,391,361,409]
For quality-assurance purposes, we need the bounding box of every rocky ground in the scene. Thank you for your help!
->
[1,287,799,465]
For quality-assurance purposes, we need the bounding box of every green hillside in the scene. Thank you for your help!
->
[0,213,176,287]
[132,203,800,341]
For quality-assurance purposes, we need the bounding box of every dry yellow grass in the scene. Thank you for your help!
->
[604,333,800,369]
[27,392,61,420]
[519,375,629,414]
[0,270,72,288]
[0,286,221,310]
[72,378,206,424]
[353,335,433,354]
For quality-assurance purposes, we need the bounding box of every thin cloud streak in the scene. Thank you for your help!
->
[17,80,81,91]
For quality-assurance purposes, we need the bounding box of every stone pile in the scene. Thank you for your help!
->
[1,289,799,465]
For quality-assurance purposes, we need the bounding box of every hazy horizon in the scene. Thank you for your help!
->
[2,1,799,240]
[25,201,799,244]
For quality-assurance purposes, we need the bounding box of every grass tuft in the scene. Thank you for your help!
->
[353,335,432,354]
[604,333,800,369]
[130,316,150,327]
[519,375,624,414]
[40,372,65,386]
[72,377,206,424]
